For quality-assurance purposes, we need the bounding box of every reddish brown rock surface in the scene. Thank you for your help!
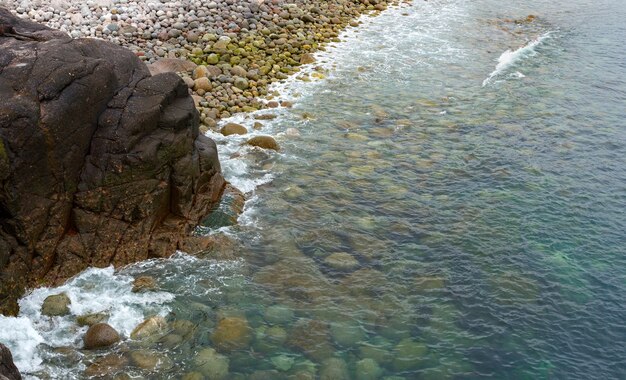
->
[0,8,225,315]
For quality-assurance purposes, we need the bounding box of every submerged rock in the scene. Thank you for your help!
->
[323,252,359,272]
[193,348,229,380]
[392,338,428,371]
[129,349,173,371]
[211,316,253,352]
[287,319,334,361]
[320,357,350,380]
[83,323,120,349]
[83,354,128,378]
[264,305,295,325]
[356,358,383,380]
[0,8,225,315]
[41,293,71,316]
[131,316,168,341]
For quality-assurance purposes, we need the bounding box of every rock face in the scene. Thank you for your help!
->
[0,8,225,315]
[0,343,21,380]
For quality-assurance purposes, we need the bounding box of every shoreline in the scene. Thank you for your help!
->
[4,0,410,127]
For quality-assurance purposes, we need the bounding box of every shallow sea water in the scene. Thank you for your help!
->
[1,0,625,379]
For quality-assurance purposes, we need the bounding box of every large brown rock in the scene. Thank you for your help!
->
[0,343,21,380]
[83,323,121,349]
[0,8,225,315]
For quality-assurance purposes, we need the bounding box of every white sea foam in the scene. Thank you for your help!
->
[482,32,552,86]
[0,316,44,373]
[1,266,174,375]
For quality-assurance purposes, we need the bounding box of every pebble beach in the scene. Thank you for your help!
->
[3,0,404,127]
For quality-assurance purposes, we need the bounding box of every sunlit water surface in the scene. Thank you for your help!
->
[1,0,625,378]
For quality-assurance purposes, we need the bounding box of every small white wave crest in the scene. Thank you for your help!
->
[482,31,553,86]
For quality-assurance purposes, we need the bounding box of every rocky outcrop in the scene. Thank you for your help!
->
[0,343,21,380]
[0,8,225,315]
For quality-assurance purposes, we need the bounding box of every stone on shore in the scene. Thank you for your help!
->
[83,323,121,349]
[41,293,71,316]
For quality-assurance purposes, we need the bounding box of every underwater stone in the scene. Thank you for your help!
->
[211,316,253,352]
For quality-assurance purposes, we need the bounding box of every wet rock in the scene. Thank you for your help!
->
[356,358,383,380]
[0,343,21,380]
[41,293,71,316]
[246,136,280,151]
[264,305,294,325]
[220,123,248,136]
[132,276,157,293]
[194,348,229,380]
[130,316,167,340]
[320,357,349,380]
[323,252,359,271]
[83,323,120,349]
[211,316,253,352]
[77,312,108,327]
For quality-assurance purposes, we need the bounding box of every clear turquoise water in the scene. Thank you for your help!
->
[3,0,625,378]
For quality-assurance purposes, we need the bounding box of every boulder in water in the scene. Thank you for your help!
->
[220,123,248,136]
[41,293,71,316]
[83,323,120,349]
[245,136,280,151]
